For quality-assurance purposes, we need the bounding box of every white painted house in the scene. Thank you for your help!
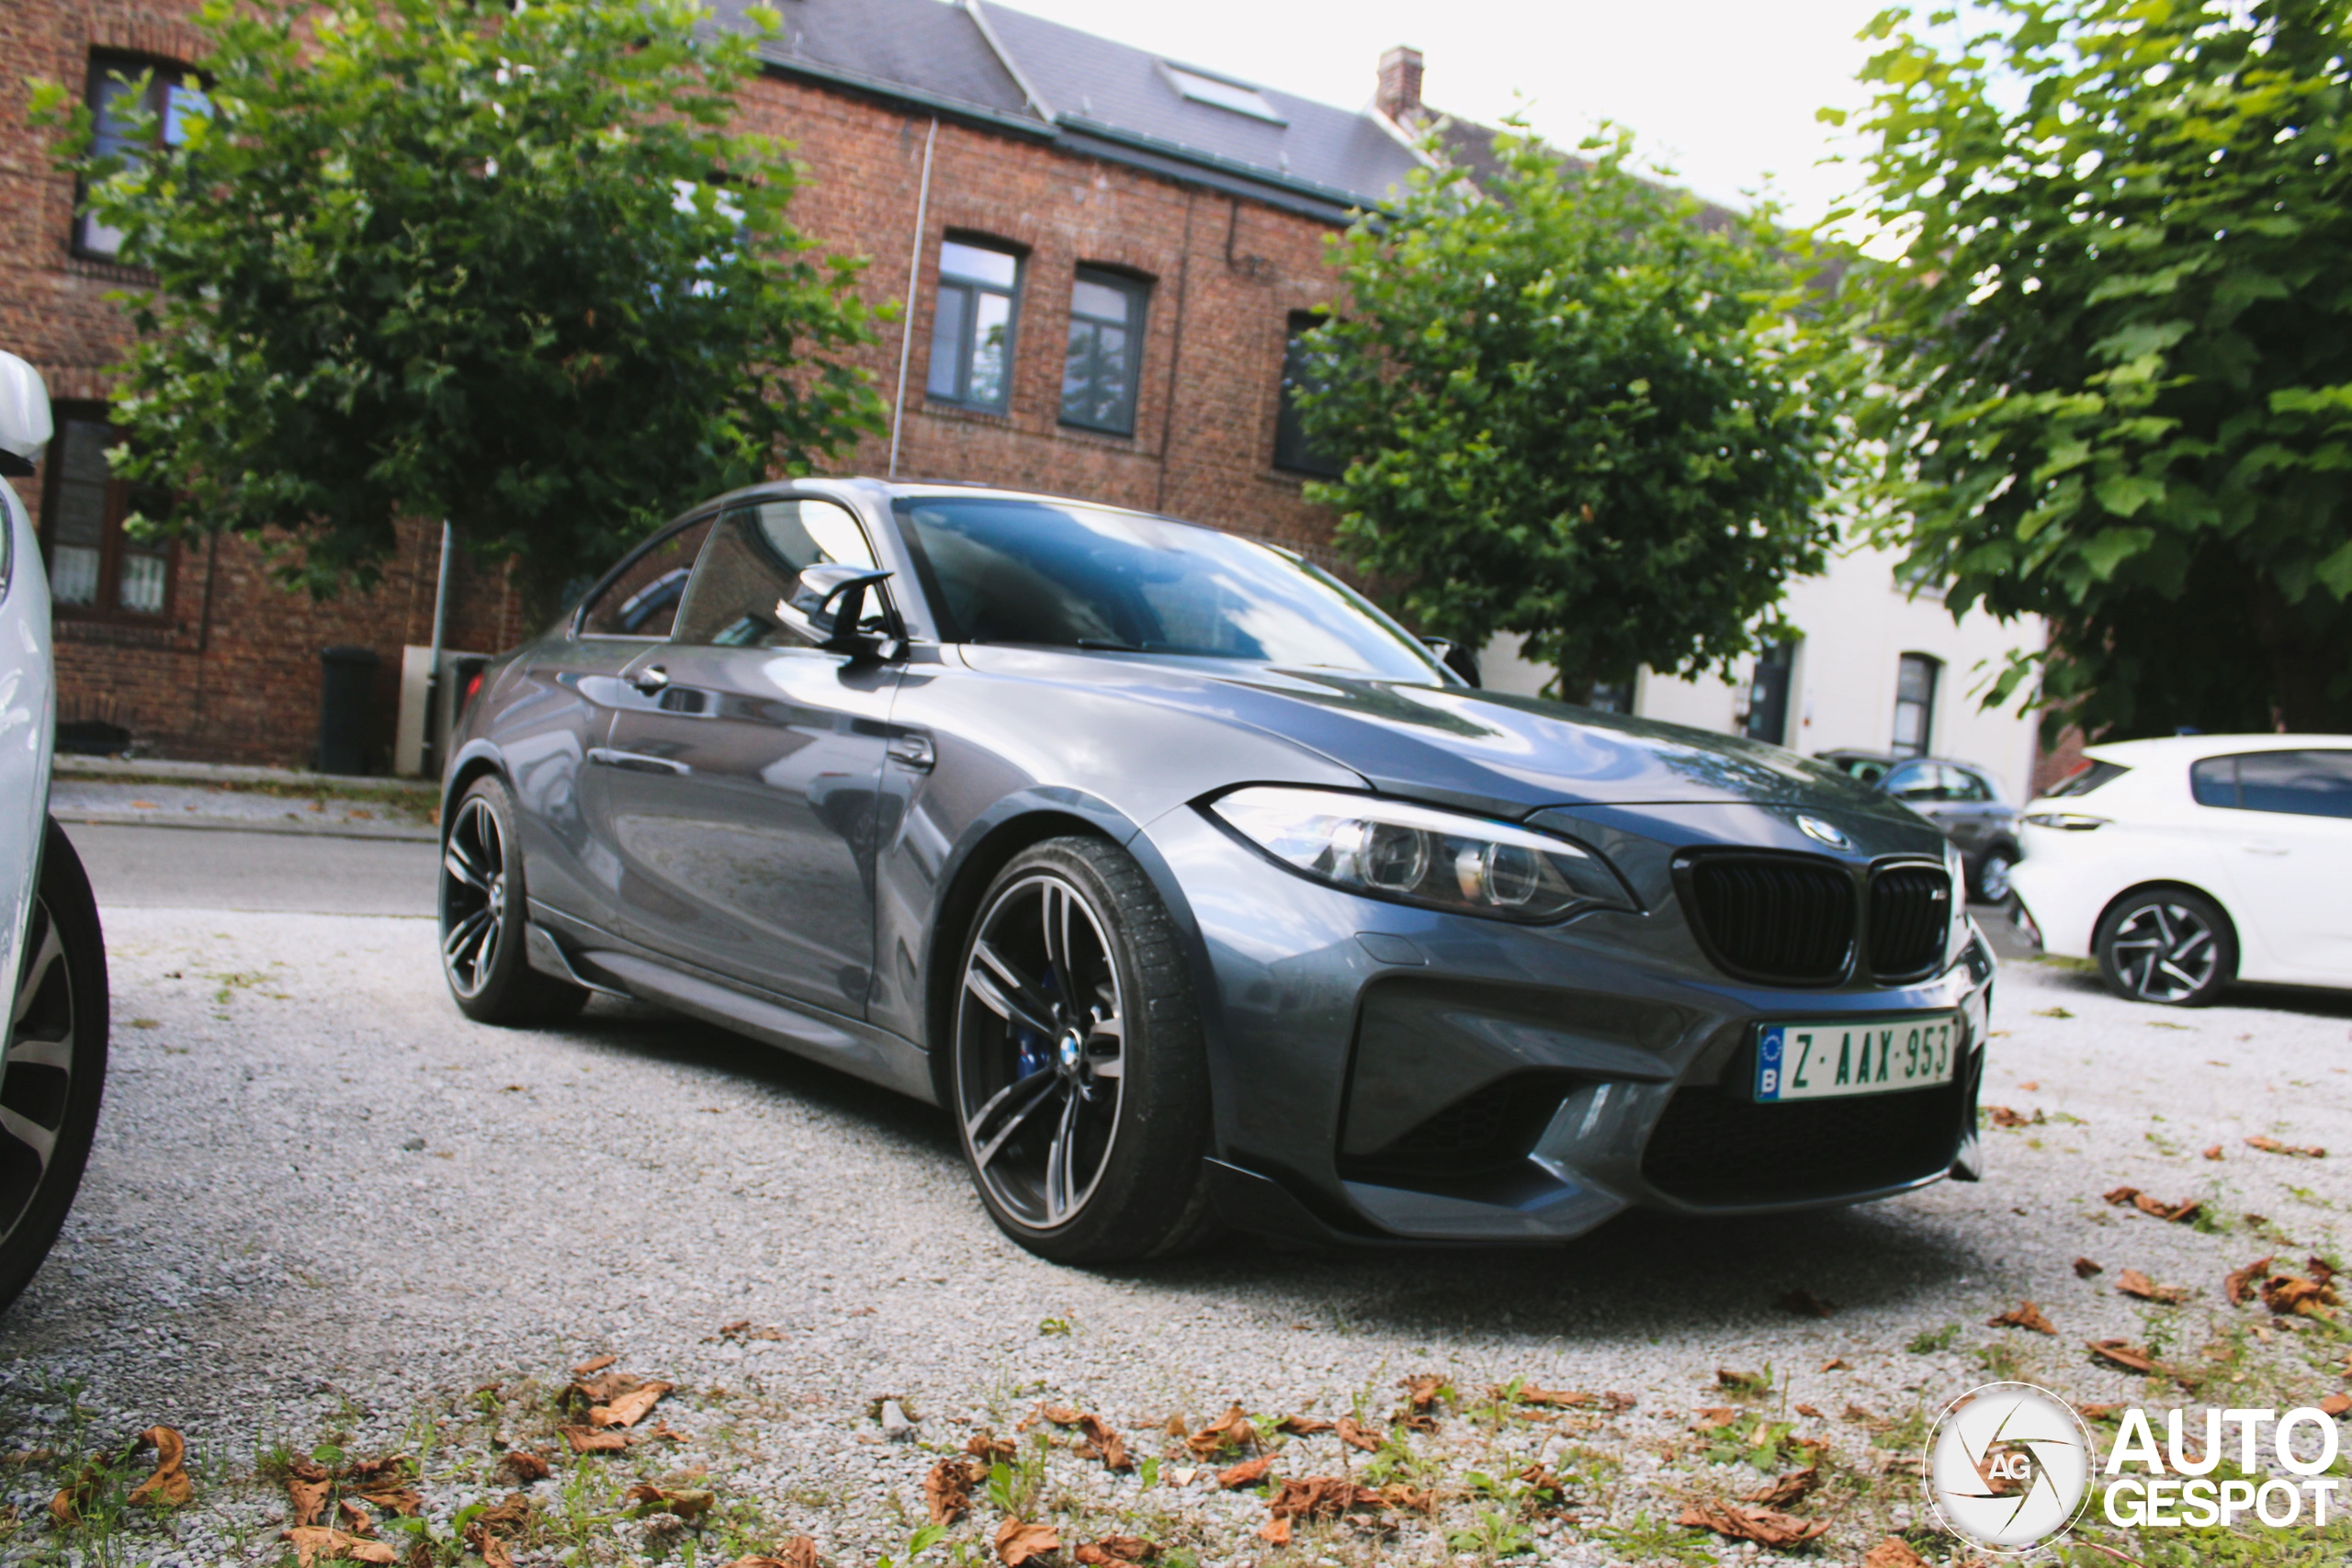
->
[1479,542,2049,803]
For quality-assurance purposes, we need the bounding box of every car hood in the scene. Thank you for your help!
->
[973,650,1905,818]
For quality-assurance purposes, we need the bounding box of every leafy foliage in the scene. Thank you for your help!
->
[31,0,885,608]
[1297,126,1847,701]
[1835,0,2352,736]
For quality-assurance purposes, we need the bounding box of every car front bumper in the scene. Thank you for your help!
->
[1145,801,1995,1246]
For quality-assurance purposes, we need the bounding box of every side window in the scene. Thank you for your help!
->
[1948,769,1994,803]
[1884,761,1940,801]
[673,500,878,649]
[79,53,208,259]
[2234,750,2352,819]
[2189,755,2238,808]
[578,515,714,639]
[926,238,1022,412]
[1060,268,1148,435]
[1272,311,1342,477]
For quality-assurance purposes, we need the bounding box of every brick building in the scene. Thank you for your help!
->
[2,0,1436,767]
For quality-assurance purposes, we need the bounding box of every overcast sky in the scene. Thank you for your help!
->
[989,0,1906,227]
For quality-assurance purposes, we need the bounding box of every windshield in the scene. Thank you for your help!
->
[892,495,1445,682]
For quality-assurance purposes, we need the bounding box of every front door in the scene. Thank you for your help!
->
[589,498,903,1016]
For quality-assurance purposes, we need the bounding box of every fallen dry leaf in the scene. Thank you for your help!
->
[475,1494,532,1532]
[1255,1516,1291,1547]
[966,1429,1017,1461]
[2261,1267,2342,1318]
[626,1484,714,1520]
[592,1382,673,1428]
[560,1426,628,1454]
[1274,1415,1335,1435]
[1691,1406,1738,1430]
[282,1528,400,1567]
[714,1320,784,1344]
[1074,1536,1156,1564]
[1819,1357,1851,1372]
[2103,1185,2140,1206]
[1794,1403,1825,1419]
[718,1545,819,1568]
[499,1451,551,1483]
[1075,1413,1131,1472]
[995,1517,1059,1567]
[1333,1416,1381,1452]
[1776,1288,1838,1318]
[2086,1339,2197,1388]
[1495,1383,1599,1408]
[1397,1374,1445,1410]
[924,1457,982,1526]
[2246,1135,2326,1158]
[2074,1257,2104,1279]
[2116,1269,2188,1305]
[1030,1404,1082,1428]
[50,1461,104,1526]
[640,1420,687,1445]
[127,1427,194,1508]
[2132,1193,2201,1223]
[462,1521,514,1568]
[289,1477,331,1527]
[1375,1483,1434,1513]
[1677,1499,1828,1548]
[2204,1145,2224,1160]
[571,1355,616,1376]
[1862,1539,1929,1568]
[2321,1394,2352,1418]
[1269,1475,1386,1520]
[337,1500,373,1536]
[1988,1301,2056,1335]
[1743,1467,1820,1507]
[1218,1454,1274,1489]
[1184,1404,1258,1457]
[1985,1105,2030,1129]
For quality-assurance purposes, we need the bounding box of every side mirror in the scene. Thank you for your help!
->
[1420,637,1482,689]
[0,355,53,479]
[775,564,896,653]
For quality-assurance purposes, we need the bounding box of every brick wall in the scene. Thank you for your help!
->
[2,6,1355,767]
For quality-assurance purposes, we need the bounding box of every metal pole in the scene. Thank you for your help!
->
[888,116,939,479]
[424,518,454,777]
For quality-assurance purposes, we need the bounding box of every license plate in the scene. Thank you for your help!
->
[1754,1015,1959,1102]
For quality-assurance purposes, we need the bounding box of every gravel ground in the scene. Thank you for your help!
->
[1,858,2346,1568]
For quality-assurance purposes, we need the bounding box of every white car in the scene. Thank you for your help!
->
[0,352,107,1307]
[2009,734,2352,1005]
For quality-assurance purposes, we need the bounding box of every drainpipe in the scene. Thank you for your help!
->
[424,518,454,779]
[888,116,939,479]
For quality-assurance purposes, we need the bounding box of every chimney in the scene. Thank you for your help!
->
[1376,45,1424,125]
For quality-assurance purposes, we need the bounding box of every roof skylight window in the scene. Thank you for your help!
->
[1159,62,1285,124]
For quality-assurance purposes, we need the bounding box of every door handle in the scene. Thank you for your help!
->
[887,733,935,773]
[628,665,671,695]
[2242,842,2290,856]
[586,747,691,776]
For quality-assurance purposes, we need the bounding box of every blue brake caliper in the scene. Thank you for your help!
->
[1013,968,1061,1077]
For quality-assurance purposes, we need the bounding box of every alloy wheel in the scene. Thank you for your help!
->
[2108,901,2218,1002]
[955,873,1126,1231]
[440,796,509,998]
[1,900,78,1244]
[1978,854,2014,903]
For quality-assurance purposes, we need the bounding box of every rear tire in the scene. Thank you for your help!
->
[0,819,109,1313]
[2096,887,2233,1007]
[439,775,589,1025]
[950,836,1216,1265]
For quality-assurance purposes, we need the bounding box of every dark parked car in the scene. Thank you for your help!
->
[439,480,1995,1263]
[1815,751,2024,902]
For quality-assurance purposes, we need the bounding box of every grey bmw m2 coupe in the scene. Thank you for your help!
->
[438,479,1993,1262]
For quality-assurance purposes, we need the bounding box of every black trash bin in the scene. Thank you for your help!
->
[317,645,379,775]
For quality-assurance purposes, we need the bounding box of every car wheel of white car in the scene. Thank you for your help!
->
[2096,888,2234,1007]
[0,820,108,1312]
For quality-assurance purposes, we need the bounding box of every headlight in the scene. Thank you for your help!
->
[1945,840,1972,965]
[2021,811,2108,831]
[1205,786,1638,922]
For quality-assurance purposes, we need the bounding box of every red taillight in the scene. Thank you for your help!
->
[461,670,485,710]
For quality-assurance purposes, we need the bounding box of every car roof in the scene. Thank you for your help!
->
[2081,733,2352,765]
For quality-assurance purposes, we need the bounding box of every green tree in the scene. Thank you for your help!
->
[1836,0,2352,737]
[32,0,884,612]
[1296,126,1846,704]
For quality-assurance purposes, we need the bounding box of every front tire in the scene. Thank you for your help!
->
[0,820,109,1313]
[951,837,1216,1265]
[2096,888,2233,1007]
[439,776,588,1025]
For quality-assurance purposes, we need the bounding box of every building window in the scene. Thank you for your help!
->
[1892,652,1940,757]
[41,410,173,621]
[926,237,1022,412]
[1741,638,1797,745]
[1272,312,1342,477]
[1059,268,1148,436]
[78,53,209,259]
